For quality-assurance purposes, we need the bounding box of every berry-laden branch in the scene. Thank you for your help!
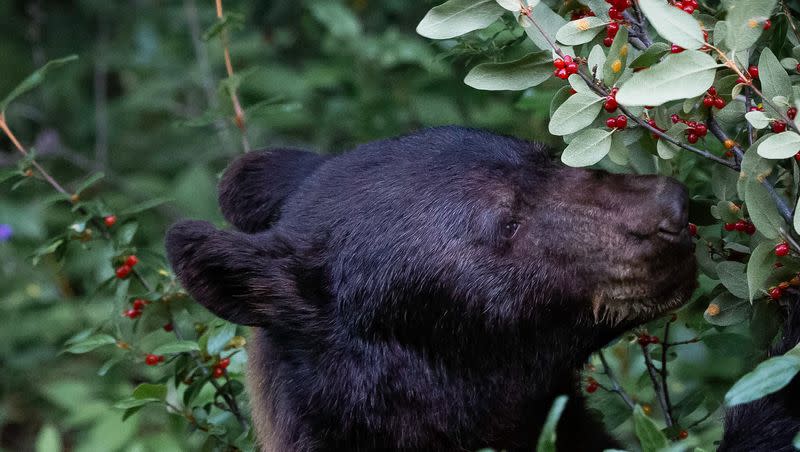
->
[214,0,250,152]
[0,115,249,431]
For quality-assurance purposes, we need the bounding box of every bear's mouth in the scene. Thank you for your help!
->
[589,256,698,326]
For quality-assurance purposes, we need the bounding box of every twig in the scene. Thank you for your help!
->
[214,0,250,152]
[665,337,700,347]
[0,114,70,196]
[598,350,636,410]
[640,342,675,427]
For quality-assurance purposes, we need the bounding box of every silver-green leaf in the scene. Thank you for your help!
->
[638,0,705,50]
[464,51,552,91]
[757,131,800,159]
[725,0,778,51]
[616,50,719,106]
[416,0,505,39]
[548,92,604,136]
[560,128,614,167]
[555,17,606,46]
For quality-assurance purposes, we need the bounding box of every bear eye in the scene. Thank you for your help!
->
[502,221,520,239]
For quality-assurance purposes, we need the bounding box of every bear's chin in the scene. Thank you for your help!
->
[589,260,698,327]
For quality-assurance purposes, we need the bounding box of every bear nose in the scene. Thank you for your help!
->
[655,178,689,240]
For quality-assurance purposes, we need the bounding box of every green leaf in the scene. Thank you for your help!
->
[794,431,800,449]
[207,323,237,355]
[202,12,245,41]
[745,111,772,129]
[629,42,671,69]
[638,0,705,50]
[548,92,603,136]
[522,2,571,55]
[64,334,116,354]
[703,292,751,326]
[603,26,629,87]
[35,424,61,452]
[133,383,167,400]
[1,55,78,114]
[464,51,552,91]
[114,397,161,410]
[616,50,719,106]
[759,48,793,118]
[739,134,776,198]
[119,197,173,215]
[416,0,505,39]
[75,172,104,195]
[725,0,778,51]
[757,131,800,159]
[152,340,200,355]
[745,178,785,239]
[747,242,776,301]
[535,395,567,452]
[308,2,361,39]
[495,0,521,11]
[716,261,749,299]
[795,196,800,235]
[587,44,606,80]
[560,128,614,167]
[633,404,669,452]
[555,17,606,46]
[724,354,800,406]
[657,123,690,159]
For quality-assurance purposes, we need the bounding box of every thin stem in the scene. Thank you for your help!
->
[0,115,71,195]
[598,350,636,410]
[640,342,674,427]
[214,0,249,152]
[665,337,700,347]
[659,321,674,423]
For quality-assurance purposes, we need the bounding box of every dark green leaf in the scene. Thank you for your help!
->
[1,55,78,113]
[64,334,116,354]
[464,51,552,91]
[724,354,800,406]
[633,404,669,452]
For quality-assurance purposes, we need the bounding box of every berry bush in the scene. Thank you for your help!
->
[2,0,800,451]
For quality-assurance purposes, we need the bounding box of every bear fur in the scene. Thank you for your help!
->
[166,126,798,451]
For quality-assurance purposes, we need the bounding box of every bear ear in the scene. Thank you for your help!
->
[218,148,327,233]
[165,220,290,326]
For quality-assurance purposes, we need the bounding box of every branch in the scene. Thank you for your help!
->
[214,0,250,152]
[640,341,675,427]
[598,350,636,410]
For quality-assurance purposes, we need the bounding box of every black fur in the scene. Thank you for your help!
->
[165,126,800,451]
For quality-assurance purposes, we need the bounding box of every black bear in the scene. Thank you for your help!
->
[166,126,799,451]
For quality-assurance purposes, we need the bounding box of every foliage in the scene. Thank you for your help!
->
[2,0,800,451]
[415,0,800,450]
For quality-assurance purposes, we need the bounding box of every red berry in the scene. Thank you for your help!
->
[724,223,736,231]
[714,97,726,109]
[608,7,623,20]
[566,62,578,74]
[569,88,577,95]
[554,58,566,69]
[124,308,141,319]
[218,357,231,369]
[563,55,573,63]
[745,222,756,235]
[788,108,797,120]
[125,255,139,267]
[769,287,783,300]
[649,336,660,344]
[707,87,717,96]
[795,151,800,162]
[687,133,699,144]
[678,430,689,440]
[671,44,684,53]
[604,98,618,113]
[638,335,650,346]
[603,37,614,47]
[163,322,174,332]
[606,117,618,128]
[115,265,132,279]
[212,366,225,378]
[145,354,162,366]
[616,115,627,129]
[775,243,790,257]
[688,223,697,236]
[772,121,788,133]
[132,298,148,310]
[702,96,714,107]
[734,220,747,232]
[694,123,707,136]
[763,19,772,30]
[796,63,800,73]
[103,215,117,227]
[554,68,569,79]
[682,4,695,14]
[607,22,620,36]
[748,66,759,79]
[586,383,598,393]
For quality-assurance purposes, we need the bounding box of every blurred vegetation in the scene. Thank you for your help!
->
[0,0,790,451]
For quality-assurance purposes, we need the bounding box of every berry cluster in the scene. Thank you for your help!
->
[723,219,756,235]
[115,254,139,279]
[604,87,619,112]
[637,333,660,346]
[606,114,628,129]
[553,55,579,79]
[702,87,726,109]
[605,0,630,21]
[145,353,165,366]
[570,7,595,20]
[604,22,619,47]
[670,114,708,143]
[670,0,698,14]
[212,357,231,378]
[123,297,149,319]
